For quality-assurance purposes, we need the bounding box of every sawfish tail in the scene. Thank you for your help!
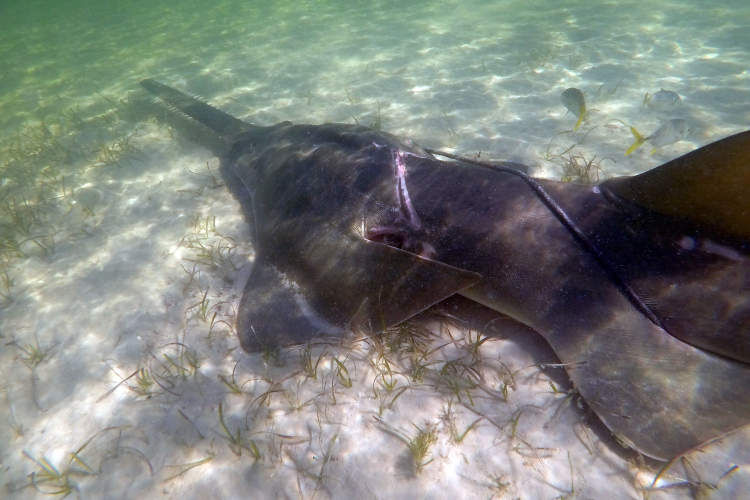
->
[140,79,250,137]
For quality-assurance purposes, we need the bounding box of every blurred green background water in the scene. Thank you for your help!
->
[2,1,750,498]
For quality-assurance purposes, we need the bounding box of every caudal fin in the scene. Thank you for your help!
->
[624,126,646,155]
[140,79,250,137]
[572,103,587,131]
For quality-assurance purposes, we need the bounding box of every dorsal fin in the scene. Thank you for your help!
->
[140,79,251,137]
[602,129,750,239]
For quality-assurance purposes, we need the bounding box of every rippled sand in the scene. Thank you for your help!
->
[1,0,749,498]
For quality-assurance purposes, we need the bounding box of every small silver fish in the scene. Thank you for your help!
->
[561,88,586,131]
[625,118,689,155]
[646,89,681,113]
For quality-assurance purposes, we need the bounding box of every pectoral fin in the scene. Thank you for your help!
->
[237,239,481,352]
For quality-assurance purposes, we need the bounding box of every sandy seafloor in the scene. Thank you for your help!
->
[1,0,750,498]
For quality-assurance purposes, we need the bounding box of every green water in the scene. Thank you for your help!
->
[1,0,749,498]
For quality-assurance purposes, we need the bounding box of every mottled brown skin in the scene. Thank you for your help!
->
[404,163,750,459]
[141,79,750,461]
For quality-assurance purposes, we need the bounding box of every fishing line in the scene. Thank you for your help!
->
[424,148,666,331]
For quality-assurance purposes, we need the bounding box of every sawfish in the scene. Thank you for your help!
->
[140,79,750,461]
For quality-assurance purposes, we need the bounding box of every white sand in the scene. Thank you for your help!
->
[1,0,749,498]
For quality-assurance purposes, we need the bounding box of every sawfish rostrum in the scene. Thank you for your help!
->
[140,79,750,461]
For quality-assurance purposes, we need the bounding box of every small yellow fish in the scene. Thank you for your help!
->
[625,119,689,156]
[561,88,586,131]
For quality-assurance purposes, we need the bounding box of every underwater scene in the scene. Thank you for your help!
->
[1,0,749,498]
